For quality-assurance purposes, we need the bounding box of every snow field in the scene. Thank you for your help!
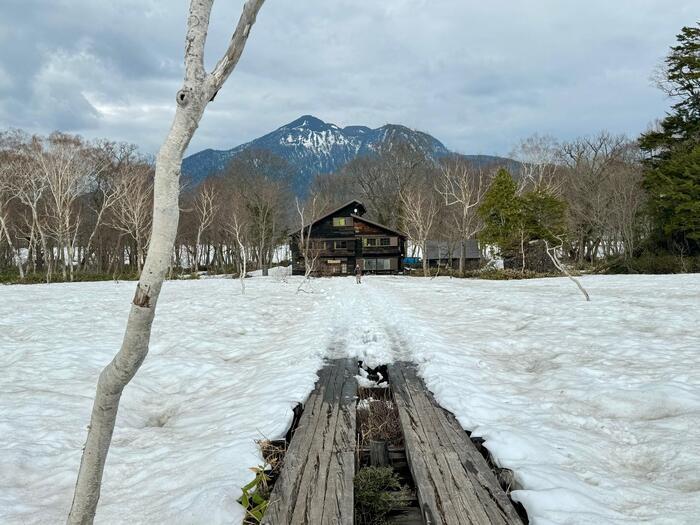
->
[1,272,699,524]
[1,275,334,524]
[361,275,700,524]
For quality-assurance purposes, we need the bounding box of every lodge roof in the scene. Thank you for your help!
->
[291,199,406,238]
[291,199,366,235]
[349,214,406,238]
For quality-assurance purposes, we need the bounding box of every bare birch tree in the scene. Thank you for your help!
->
[559,132,629,263]
[607,161,647,259]
[0,158,24,278]
[511,134,562,194]
[110,164,154,273]
[438,157,491,275]
[32,133,99,281]
[67,2,266,523]
[79,143,137,271]
[193,181,220,272]
[225,193,251,294]
[221,150,291,275]
[11,142,52,281]
[399,184,440,277]
[295,193,326,291]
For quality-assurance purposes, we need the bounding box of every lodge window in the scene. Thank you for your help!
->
[363,258,393,271]
[363,237,392,247]
[332,217,353,227]
[334,240,348,249]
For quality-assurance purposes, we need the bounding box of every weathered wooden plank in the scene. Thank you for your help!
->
[388,362,523,525]
[263,358,357,525]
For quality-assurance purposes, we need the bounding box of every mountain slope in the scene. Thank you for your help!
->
[182,115,514,193]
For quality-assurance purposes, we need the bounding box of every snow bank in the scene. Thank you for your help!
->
[0,276,334,524]
[247,265,291,279]
[357,275,700,525]
[1,273,699,524]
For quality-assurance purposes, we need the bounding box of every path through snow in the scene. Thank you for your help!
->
[1,272,699,524]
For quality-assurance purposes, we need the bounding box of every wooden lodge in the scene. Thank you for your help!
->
[290,200,407,276]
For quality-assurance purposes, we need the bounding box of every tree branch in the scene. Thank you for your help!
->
[544,238,591,301]
[208,0,265,93]
[185,0,215,84]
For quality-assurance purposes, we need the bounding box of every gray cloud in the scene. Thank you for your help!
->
[0,0,695,156]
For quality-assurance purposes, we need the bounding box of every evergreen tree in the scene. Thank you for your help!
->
[640,23,700,254]
[478,169,567,265]
[478,169,521,254]
[521,189,567,243]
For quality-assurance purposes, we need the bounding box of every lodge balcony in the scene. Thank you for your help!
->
[315,248,357,257]
[359,245,402,256]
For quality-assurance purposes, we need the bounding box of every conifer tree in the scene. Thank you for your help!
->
[640,23,700,254]
[477,168,521,255]
[479,169,567,269]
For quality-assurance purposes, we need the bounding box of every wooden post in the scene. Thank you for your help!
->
[369,440,390,467]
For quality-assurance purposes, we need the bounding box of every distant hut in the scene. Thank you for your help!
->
[424,239,482,270]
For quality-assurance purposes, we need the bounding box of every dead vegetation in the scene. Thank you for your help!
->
[258,439,287,481]
[356,387,403,449]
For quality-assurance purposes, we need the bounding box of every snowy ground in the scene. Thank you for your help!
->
[1,272,699,524]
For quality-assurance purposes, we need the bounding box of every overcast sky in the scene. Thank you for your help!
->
[0,1,696,157]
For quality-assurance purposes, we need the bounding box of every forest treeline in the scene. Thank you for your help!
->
[0,23,698,283]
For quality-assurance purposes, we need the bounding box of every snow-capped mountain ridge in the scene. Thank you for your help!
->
[181,115,510,194]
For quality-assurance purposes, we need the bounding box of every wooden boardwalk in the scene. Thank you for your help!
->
[388,362,524,525]
[263,358,524,525]
[262,358,357,525]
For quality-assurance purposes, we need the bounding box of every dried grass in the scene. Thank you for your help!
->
[258,439,286,479]
[357,388,403,448]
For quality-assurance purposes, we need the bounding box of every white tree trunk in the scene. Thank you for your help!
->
[67,103,202,525]
[422,240,429,277]
[239,243,246,295]
[0,216,24,279]
[67,1,265,522]
[194,227,203,272]
[544,240,590,302]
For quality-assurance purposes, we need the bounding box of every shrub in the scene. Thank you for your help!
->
[354,466,409,525]
[0,270,139,285]
[460,268,560,280]
[239,465,271,525]
[607,254,700,274]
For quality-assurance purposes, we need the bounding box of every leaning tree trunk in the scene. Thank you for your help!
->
[67,2,265,523]
[67,96,205,525]
[239,243,246,295]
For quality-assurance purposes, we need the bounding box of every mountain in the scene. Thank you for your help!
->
[181,115,515,193]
